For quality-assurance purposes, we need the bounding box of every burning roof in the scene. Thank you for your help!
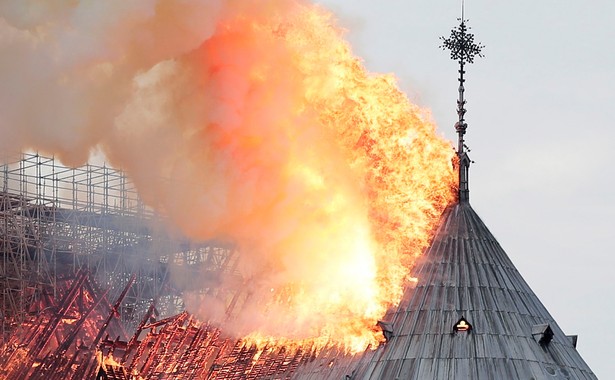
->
[0,2,597,379]
[1,200,597,380]
[0,269,315,379]
[0,0,457,355]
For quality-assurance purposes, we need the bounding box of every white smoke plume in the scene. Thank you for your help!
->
[0,0,224,163]
[0,0,455,347]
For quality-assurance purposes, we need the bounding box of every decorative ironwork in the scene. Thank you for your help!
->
[440,20,484,64]
[440,16,484,203]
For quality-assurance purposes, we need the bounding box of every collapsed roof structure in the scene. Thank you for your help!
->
[0,153,314,379]
[0,16,597,380]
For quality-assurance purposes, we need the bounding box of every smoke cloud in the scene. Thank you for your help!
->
[0,0,456,348]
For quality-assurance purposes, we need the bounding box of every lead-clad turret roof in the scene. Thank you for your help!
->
[291,201,597,379]
[354,201,596,379]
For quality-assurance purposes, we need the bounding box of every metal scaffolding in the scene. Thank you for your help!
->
[0,153,241,342]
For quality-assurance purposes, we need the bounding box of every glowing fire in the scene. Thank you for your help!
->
[0,1,456,353]
[142,3,456,351]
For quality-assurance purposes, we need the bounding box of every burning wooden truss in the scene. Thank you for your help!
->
[0,269,129,379]
[0,154,297,378]
[0,269,317,380]
[0,153,242,335]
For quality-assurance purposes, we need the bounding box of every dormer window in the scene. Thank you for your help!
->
[532,323,554,346]
[453,316,472,333]
[377,320,394,342]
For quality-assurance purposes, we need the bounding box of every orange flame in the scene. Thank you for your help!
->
[0,0,456,352]
[119,3,456,352]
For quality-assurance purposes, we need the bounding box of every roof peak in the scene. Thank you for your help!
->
[440,16,484,203]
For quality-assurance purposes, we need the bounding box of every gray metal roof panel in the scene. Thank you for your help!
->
[291,202,597,379]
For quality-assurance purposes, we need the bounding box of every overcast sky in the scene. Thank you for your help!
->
[318,0,614,377]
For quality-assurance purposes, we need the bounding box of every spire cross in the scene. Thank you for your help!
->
[440,14,484,202]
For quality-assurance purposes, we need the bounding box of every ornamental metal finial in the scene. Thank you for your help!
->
[440,8,484,203]
[440,20,484,64]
